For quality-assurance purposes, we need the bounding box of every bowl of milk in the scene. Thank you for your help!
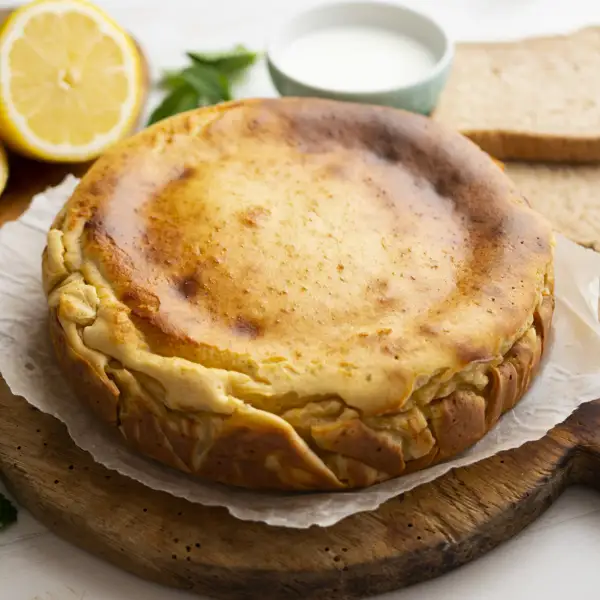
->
[266,1,453,114]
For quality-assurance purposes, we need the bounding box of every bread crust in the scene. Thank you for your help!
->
[461,131,600,164]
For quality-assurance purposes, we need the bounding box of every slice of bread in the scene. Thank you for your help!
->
[434,28,600,163]
[506,163,600,248]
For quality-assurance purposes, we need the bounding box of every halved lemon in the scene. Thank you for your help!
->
[0,142,7,195]
[0,0,144,162]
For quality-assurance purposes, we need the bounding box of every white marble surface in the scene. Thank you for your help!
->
[2,0,600,598]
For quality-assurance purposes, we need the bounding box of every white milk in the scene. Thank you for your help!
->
[279,25,437,92]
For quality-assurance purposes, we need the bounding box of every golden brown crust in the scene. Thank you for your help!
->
[47,292,553,490]
[311,419,406,478]
[43,98,555,490]
[49,311,120,426]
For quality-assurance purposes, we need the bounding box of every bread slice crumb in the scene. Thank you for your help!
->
[506,162,600,248]
[435,28,600,162]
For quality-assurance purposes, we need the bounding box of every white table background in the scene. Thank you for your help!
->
[2,0,600,598]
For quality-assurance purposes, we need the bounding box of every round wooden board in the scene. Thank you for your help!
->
[2,381,600,599]
[1,8,600,595]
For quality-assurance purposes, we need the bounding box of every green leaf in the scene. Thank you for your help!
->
[180,65,231,103]
[148,44,257,127]
[187,45,258,75]
[0,493,17,531]
[160,66,230,103]
[158,70,186,91]
[147,83,200,126]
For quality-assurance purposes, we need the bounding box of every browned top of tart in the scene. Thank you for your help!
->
[48,98,553,417]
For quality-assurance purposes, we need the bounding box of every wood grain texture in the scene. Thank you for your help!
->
[0,155,88,224]
[2,384,600,599]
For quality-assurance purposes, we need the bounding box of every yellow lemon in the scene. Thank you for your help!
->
[0,0,144,162]
[0,142,7,195]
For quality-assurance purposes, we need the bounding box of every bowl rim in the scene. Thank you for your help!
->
[265,0,455,97]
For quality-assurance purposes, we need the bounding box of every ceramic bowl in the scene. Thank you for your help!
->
[266,1,454,114]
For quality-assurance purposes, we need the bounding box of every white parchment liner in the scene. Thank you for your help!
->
[1,176,600,528]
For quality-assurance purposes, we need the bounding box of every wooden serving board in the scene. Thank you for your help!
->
[1,8,600,595]
[0,163,600,600]
[2,379,600,600]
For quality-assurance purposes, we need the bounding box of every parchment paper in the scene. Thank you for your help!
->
[1,176,600,529]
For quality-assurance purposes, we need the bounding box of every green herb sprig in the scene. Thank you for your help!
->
[147,45,258,126]
[0,492,17,531]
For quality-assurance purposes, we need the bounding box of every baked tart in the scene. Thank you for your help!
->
[43,98,554,491]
